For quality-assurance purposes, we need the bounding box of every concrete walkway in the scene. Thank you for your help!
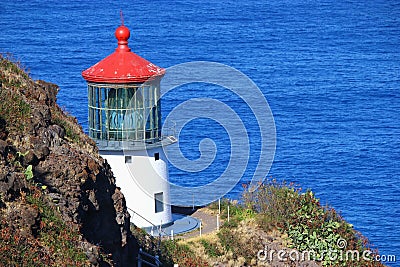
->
[144,213,201,237]
[178,208,219,239]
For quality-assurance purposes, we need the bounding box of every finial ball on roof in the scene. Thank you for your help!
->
[115,25,130,43]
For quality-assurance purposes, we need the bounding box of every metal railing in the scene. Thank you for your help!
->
[127,207,169,237]
[138,248,162,267]
[162,121,176,139]
[127,207,170,266]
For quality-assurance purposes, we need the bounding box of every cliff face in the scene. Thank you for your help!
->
[0,55,137,266]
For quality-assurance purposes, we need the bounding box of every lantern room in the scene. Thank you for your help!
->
[82,25,166,149]
[86,82,162,144]
[82,24,176,228]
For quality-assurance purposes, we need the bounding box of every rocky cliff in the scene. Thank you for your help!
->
[0,55,137,266]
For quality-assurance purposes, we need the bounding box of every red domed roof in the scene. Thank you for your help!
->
[82,25,165,83]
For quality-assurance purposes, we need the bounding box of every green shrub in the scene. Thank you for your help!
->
[217,227,240,255]
[241,179,384,267]
[24,165,33,180]
[200,239,223,257]
[210,198,255,226]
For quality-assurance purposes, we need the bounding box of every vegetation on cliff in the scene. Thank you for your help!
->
[214,180,385,266]
[0,55,137,266]
[133,180,386,267]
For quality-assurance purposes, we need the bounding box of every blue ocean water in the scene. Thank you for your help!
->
[1,0,399,264]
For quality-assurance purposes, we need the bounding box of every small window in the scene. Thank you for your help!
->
[125,156,132,163]
[154,192,164,213]
[154,152,160,161]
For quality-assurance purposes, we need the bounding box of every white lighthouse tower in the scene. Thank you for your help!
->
[82,24,176,227]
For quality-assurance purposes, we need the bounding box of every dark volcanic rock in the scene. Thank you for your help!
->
[0,117,7,140]
[0,139,7,155]
[23,150,39,166]
[0,56,137,266]
[33,144,50,160]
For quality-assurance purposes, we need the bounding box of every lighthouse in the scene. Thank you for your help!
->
[82,24,176,228]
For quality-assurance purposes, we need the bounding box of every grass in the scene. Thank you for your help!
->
[0,54,30,88]
[0,54,32,133]
[162,239,210,267]
[0,85,31,132]
[131,226,210,267]
[52,115,81,144]
[0,187,90,266]
[1,55,83,144]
